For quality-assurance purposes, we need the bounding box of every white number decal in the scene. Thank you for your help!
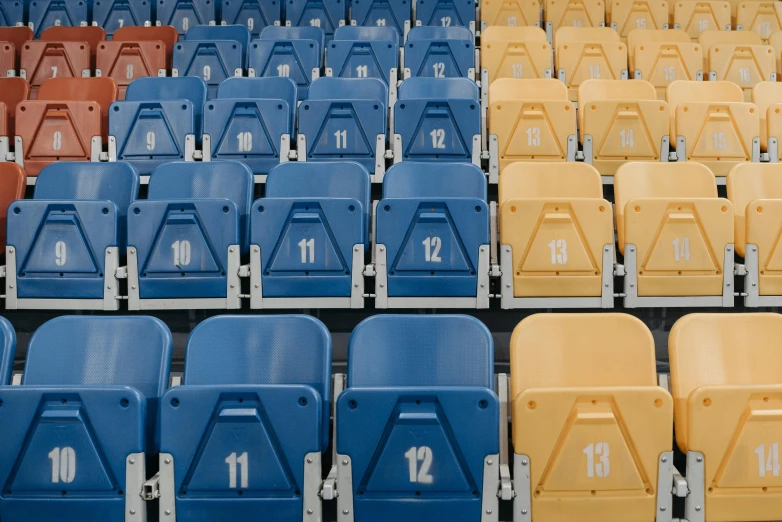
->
[310,18,321,27]
[584,442,610,478]
[202,65,211,81]
[664,65,676,81]
[55,240,66,267]
[146,131,155,151]
[511,63,523,78]
[405,446,434,484]
[356,64,368,78]
[51,65,57,78]
[739,67,751,83]
[334,129,347,149]
[118,18,124,27]
[755,443,781,478]
[589,64,600,79]
[276,63,290,77]
[441,16,452,26]
[636,17,646,28]
[548,239,567,264]
[620,128,634,149]
[236,131,252,152]
[507,15,517,26]
[182,16,189,31]
[672,236,691,262]
[698,19,708,32]
[422,236,442,263]
[760,21,771,36]
[430,128,446,149]
[225,452,249,488]
[432,62,446,78]
[298,238,315,263]
[376,18,386,26]
[172,239,191,267]
[126,63,134,79]
[247,17,254,31]
[573,19,583,27]
[526,127,540,146]
[712,132,727,151]
[49,447,76,484]
[52,131,62,151]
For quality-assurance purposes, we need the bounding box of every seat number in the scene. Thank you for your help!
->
[512,63,523,78]
[636,18,646,28]
[664,66,676,81]
[203,65,211,82]
[760,22,771,37]
[620,129,634,149]
[146,131,155,151]
[51,66,57,78]
[118,18,124,27]
[55,241,67,266]
[672,237,690,262]
[712,132,727,151]
[589,64,600,79]
[573,19,583,27]
[583,442,610,478]
[430,129,446,149]
[334,129,347,149]
[298,238,315,263]
[507,16,517,26]
[526,127,540,147]
[247,18,254,31]
[739,67,751,83]
[237,131,252,152]
[423,236,442,262]
[277,64,290,77]
[225,452,249,488]
[441,16,452,26]
[376,18,386,26]
[698,19,708,32]
[172,240,191,267]
[182,17,189,31]
[548,239,567,264]
[52,131,63,151]
[310,18,321,27]
[49,447,76,484]
[432,62,446,78]
[126,63,134,80]
[405,446,434,484]
[356,65,368,78]
[755,443,781,478]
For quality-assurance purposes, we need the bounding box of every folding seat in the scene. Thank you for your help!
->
[615,161,735,307]
[109,76,206,174]
[5,162,138,310]
[286,0,347,40]
[545,0,607,42]
[0,42,15,78]
[95,39,169,99]
[510,313,674,522]
[673,0,731,39]
[157,315,332,522]
[19,40,91,98]
[0,27,32,73]
[0,315,172,522]
[555,27,628,101]
[0,163,25,254]
[667,80,760,176]
[203,77,295,175]
[669,313,782,522]
[579,79,670,175]
[487,78,577,182]
[249,161,369,308]
[156,0,217,36]
[736,0,782,40]
[248,26,324,100]
[480,0,542,28]
[404,26,476,79]
[327,26,400,88]
[114,25,179,54]
[36,76,117,139]
[770,28,782,71]
[608,0,669,37]
[0,77,29,159]
[297,77,388,181]
[628,28,702,98]
[0,0,23,27]
[335,315,501,522]
[699,30,775,99]
[349,0,411,43]
[27,0,89,38]
[91,0,153,38]
[373,162,490,308]
[414,0,477,31]
[39,25,106,65]
[0,316,15,385]
[126,161,253,310]
[480,26,553,87]
[753,81,782,161]
[218,0,281,38]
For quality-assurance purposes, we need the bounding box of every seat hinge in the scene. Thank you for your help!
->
[288,149,298,160]
[191,150,203,161]
[614,263,626,277]
[320,465,338,500]
[490,264,501,277]
[0,265,5,278]
[734,263,746,277]
[115,266,128,279]
[672,466,688,498]
[363,264,376,277]
[499,463,513,500]
[238,264,251,278]
[142,472,161,501]
[384,149,394,159]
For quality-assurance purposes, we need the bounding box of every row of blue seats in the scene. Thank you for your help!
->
[5,160,489,311]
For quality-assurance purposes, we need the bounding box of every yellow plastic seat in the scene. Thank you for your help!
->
[727,162,782,305]
[750,81,782,157]
[481,0,543,28]
[673,0,732,39]
[769,29,782,70]
[579,79,670,174]
[669,313,782,521]
[498,162,614,307]
[510,313,674,522]
[628,29,703,98]
[736,0,782,41]
[481,26,553,82]
[699,30,775,98]
[488,79,576,180]
[544,0,607,40]
[555,27,628,100]
[667,80,760,176]
[609,0,669,38]
[615,161,735,306]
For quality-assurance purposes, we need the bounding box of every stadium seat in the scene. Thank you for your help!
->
[736,0,782,40]
[404,26,476,79]
[0,41,15,77]
[480,26,553,86]
[510,314,674,522]
[673,0,731,38]
[669,313,782,521]
[480,0,542,28]
[327,26,399,89]
[336,315,500,522]
[19,40,91,98]
[172,26,249,99]
[91,0,153,38]
[126,161,253,310]
[114,26,179,68]
[0,77,29,159]
[218,0,281,37]
[39,26,106,65]
[555,27,628,101]
[5,162,138,310]
[608,0,669,37]
[0,163,25,254]
[614,161,735,307]
[545,0,607,41]
[415,0,477,31]
[628,28,703,98]
[249,161,369,308]
[37,76,117,139]
[393,77,481,164]
[488,78,577,182]
[667,80,760,175]
[156,0,217,36]
[753,80,782,161]
[203,77,295,175]
[699,30,775,98]
[260,25,326,57]
[157,314,331,522]
[28,0,89,38]
[350,0,411,42]
[373,162,489,308]
[0,27,32,72]
[96,38,169,99]
[186,24,252,57]
[0,315,172,522]
[0,0,23,26]
[286,0,346,40]
[248,26,324,100]
[0,316,15,385]
[109,76,206,174]
[579,79,670,175]
[297,77,388,181]
[498,162,614,308]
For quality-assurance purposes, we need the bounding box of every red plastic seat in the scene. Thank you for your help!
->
[0,41,15,77]
[19,41,91,98]
[40,25,107,65]
[114,25,178,68]
[0,26,33,69]
[0,77,30,145]
[37,77,118,138]
[96,40,168,98]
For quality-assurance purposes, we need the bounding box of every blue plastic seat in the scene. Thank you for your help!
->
[155,0,216,36]
[415,0,476,29]
[218,0,281,37]
[0,317,16,385]
[327,26,399,85]
[126,161,253,309]
[186,25,251,59]
[248,27,324,100]
[0,0,24,26]
[92,0,153,38]
[336,314,499,522]
[28,0,89,37]
[173,37,244,99]
[350,0,410,44]
[0,315,172,522]
[249,161,369,306]
[204,77,296,173]
[110,77,207,175]
[285,0,346,39]
[297,77,388,177]
[393,77,480,163]
[5,162,139,310]
[158,315,331,521]
[260,26,326,61]
[404,26,475,78]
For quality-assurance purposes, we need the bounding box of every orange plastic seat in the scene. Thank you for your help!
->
[19,41,91,98]
[669,313,782,520]
[609,0,669,37]
[0,77,30,158]
[0,26,33,69]
[0,163,26,252]
[699,30,775,98]
[628,29,703,98]
[736,0,782,41]
[750,81,782,158]
[545,0,607,41]
[37,77,118,139]
[0,41,14,77]
[769,29,782,70]
[114,25,178,68]
[673,0,732,39]
[481,26,553,83]
[96,40,168,98]
[554,27,628,100]
[40,25,106,65]
[481,0,543,28]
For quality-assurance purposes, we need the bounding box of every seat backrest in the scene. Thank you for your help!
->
[185,24,251,59]
[34,161,139,213]
[334,25,400,41]
[125,76,207,128]
[383,162,487,199]
[266,161,371,203]
[0,316,15,385]
[260,25,326,53]
[0,77,29,133]
[398,77,479,99]
[498,162,602,205]
[481,25,548,44]
[406,26,473,40]
[727,162,782,247]
[0,26,32,52]
[488,77,568,103]
[554,26,621,46]
[114,25,179,50]
[698,28,763,48]
[216,76,297,123]
[511,313,657,394]
[23,316,172,400]
[0,162,25,258]
[752,80,782,113]
[308,77,388,102]
[347,315,493,388]
[666,79,745,108]
[627,28,692,55]
[615,161,717,207]
[578,78,657,103]
[38,77,118,126]
[40,25,106,55]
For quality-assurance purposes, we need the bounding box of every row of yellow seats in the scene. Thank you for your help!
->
[481,0,782,41]
[510,312,782,522]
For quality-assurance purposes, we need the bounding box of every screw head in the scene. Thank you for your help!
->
[661,457,667,463]
[165,458,172,464]
[165,510,171,516]
[129,458,135,464]
[354,247,359,252]
[379,283,384,288]
[487,459,493,466]
[506,284,511,288]
[379,246,384,252]
[486,509,493,515]
[697,456,703,463]
[522,459,528,466]
[107,249,112,254]
[630,283,635,288]
[307,508,313,515]
[695,506,702,512]
[307,457,313,464]
[130,509,136,515]
[229,248,235,253]
[255,284,259,288]
[342,459,348,466]
[343,510,350,515]
[131,285,136,290]
[521,509,528,515]
[254,247,259,253]
[660,506,666,512]
[7,247,12,253]
[107,285,112,290]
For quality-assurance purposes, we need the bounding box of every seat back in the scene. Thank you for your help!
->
[125,75,207,130]
[752,80,782,149]
[40,25,106,59]
[383,162,487,199]
[260,25,326,55]
[727,162,782,256]
[95,39,169,99]
[0,0,23,26]
[415,0,477,27]
[38,77,118,132]
[673,0,732,39]
[404,25,475,78]
[610,0,669,36]
[155,0,217,36]
[0,316,15,385]
[498,161,602,205]
[114,25,179,51]
[350,0,411,43]
[0,77,29,138]
[488,77,568,102]
[701,31,775,92]
[91,0,153,37]
[172,39,244,98]
[309,76,388,101]
[186,24,251,61]
[736,0,782,41]
[481,0,543,27]
[0,27,31,64]
[546,0,607,34]
[248,36,322,100]
[628,29,702,97]
[28,0,89,37]
[20,40,92,97]
[577,77,657,127]
[406,25,473,40]
[555,27,627,99]
[554,24,620,46]
[326,28,399,84]
[335,25,400,41]
[398,76,479,99]
[217,76,297,124]
[0,163,25,254]
[286,0,346,38]
[481,26,553,81]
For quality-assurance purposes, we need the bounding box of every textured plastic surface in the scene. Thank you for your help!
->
[415,0,476,27]
[96,41,168,99]
[351,0,410,43]
[217,76,298,126]
[309,76,388,101]
[0,316,16,385]
[260,26,326,56]
[383,161,486,199]
[0,78,29,139]
[398,77,478,99]
[248,39,320,100]
[286,0,346,38]
[0,163,25,253]
[0,0,23,27]
[404,29,474,78]
[114,25,179,52]
[39,25,106,55]
[334,25,400,42]
[91,0,153,37]
[125,76,207,131]
[219,0,280,37]
[406,26,472,40]
[156,0,216,36]
[326,38,399,84]
[28,0,89,37]
[173,40,244,98]
[186,24,251,62]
